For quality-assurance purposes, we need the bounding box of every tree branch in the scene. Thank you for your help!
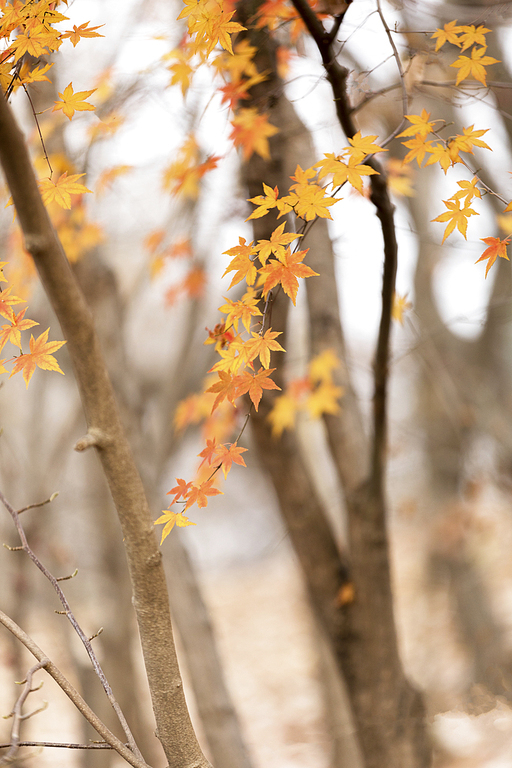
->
[0,91,210,768]
[0,489,140,760]
[0,611,149,768]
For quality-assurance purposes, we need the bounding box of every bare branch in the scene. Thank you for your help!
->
[0,661,45,767]
[0,611,148,768]
[0,489,142,761]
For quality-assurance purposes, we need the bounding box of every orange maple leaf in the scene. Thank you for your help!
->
[229,107,279,161]
[167,477,193,503]
[9,328,66,388]
[259,248,319,305]
[198,438,219,467]
[222,238,258,288]
[39,172,92,210]
[213,442,248,478]
[0,286,24,320]
[243,329,285,369]
[475,236,510,277]
[236,366,281,410]
[0,307,38,351]
[184,479,223,511]
[52,83,96,120]
[206,370,243,411]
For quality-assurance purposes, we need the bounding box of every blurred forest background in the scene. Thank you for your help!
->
[2,0,512,766]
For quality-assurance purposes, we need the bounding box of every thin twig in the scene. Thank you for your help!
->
[375,0,407,146]
[0,741,124,750]
[0,490,143,762]
[289,0,398,494]
[0,661,46,767]
[0,610,149,768]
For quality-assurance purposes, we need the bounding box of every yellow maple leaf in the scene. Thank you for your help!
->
[52,82,96,120]
[39,172,92,210]
[346,132,386,162]
[9,328,66,388]
[229,107,279,161]
[450,46,499,86]
[397,109,438,139]
[154,509,196,545]
[432,199,478,242]
[268,393,298,437]
[431,20,464,51]
[306,381,343,418]
[61,22,105,47]
[392,293,413,325]
[308,349,340,384]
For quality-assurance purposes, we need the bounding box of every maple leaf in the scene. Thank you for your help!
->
[167,477,193,502]
[213,442,248,478]
[39,172,92,210]
[449,125,491,154]
[9,328,66,388]
[423,143,454,174]
[346,132,386,162]
[306,381,343,418]
[0,307,38,351]
[397,109,438,139]
[222,237,258,288]
[208,342,245,374]
[259,248,318,305]
[450,46,499,86]
[198,438,219,467]
[254,222,302,264]
[218,294,262,332]
[386,159,415,197]
[246,183,281,220]
[267,393,298,437]
[475,236,510,277]
[287,184,338,221]
[450,177,482,205]
[392,293,413,325]
[154,509,196,545]
[236,366,280,410]
[229,107,279,161]
[206,370,243,410]
[167,49,195,95]
[0,286,24,320]
[244,329,284,369]
[184,479,223,511]
[308,349,339,384]
[20,61,53,85]
[432,199,478,242]
[459,24,490,51]
[315,153,377,193]
[96,165,132,195]
[52,83,96,120]
[62,22,105,47]
[204,322,236,350]
[12,25,57,61]
[431,20,463,51]
[401,136,435,167]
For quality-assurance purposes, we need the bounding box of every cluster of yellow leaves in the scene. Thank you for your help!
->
[162,135,220,199]
[268,349,343,437]
[177,0,245,56]
[0,263,65,387]
[0,1,102,97]
[431,21,499,86]
[399,99,511,276]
